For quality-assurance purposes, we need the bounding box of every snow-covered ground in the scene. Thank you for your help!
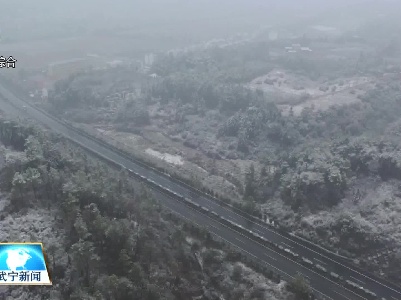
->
[145,148,184,166]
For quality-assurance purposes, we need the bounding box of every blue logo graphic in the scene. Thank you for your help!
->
[0,243,51,285]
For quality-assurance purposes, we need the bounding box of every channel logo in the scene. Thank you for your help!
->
[0,243,52,285]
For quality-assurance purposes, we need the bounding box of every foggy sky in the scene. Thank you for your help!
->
[1,0,400,49]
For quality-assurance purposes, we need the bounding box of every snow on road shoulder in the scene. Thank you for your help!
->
[145,148,184,166]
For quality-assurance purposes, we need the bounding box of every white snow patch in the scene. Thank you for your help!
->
[185,236,195,245]
[197,166,208,173]
[145,148,184,166]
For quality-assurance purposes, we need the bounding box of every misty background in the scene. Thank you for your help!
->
[0,0,399,72]
[1,1,399,48]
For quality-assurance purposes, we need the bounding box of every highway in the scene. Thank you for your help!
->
[1,82,401,300]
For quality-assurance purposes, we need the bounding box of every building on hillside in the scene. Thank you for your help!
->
[284,46,298,54]
[145,53,155,66]
[48,58,87,80]
[301,47,312,52]
[142,65,151,74]
[292,43,302,50]
[41,88,48,100]
[284,45,313,54]
[167,49,181,57]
